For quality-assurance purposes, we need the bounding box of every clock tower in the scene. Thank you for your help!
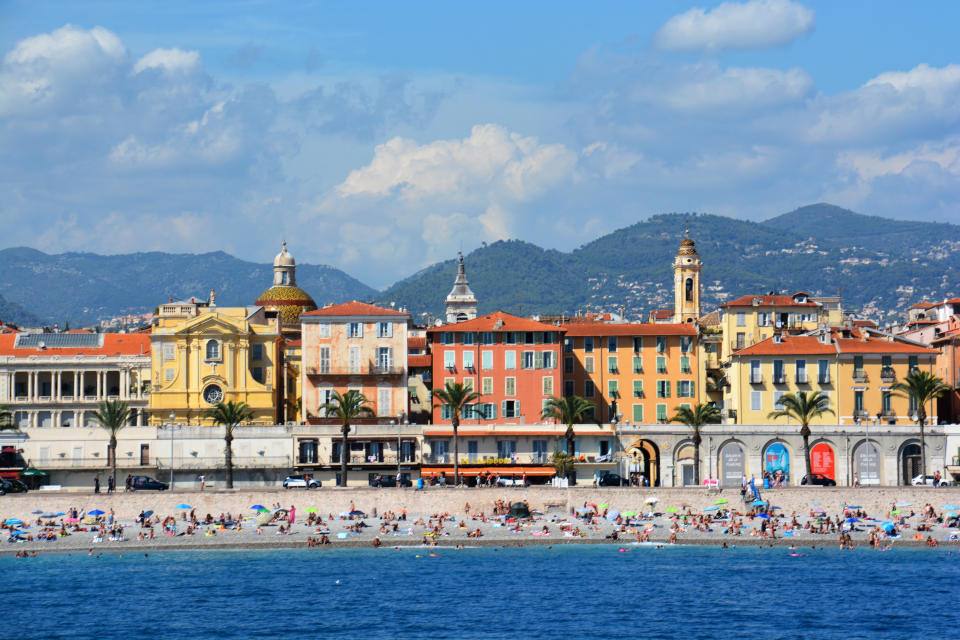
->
[673,231,702,324]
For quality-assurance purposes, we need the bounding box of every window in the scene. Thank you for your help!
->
[467,440,479,462]
[349,347,361,374]
[317,323,330,338]
[680,336,692,353]
[773,390,785,409]
[378,387,391,417]
[502,400,519,419]
[656,336,666,353]
[479,404,498,420]
[205,340,220,361]
[736,312,746,327]
[377,347,393,370]
[504,351,517,369]
[818,359,830,383]
[525,332,535,345]
[482,377,493,395]
[481,332,495,345]
[532,439,548,463]
[773,360,784,383]
[252,343,264,360]
[542,352,555,369]
[656,380,670,398]
[162,342,175,362]
[608,380,618,399]
[608,356,619,373]
[680,356,691,374]
[584,337,594,353]
[796,359,807,383]
[444,351,456,369]
[656,404,667,423]
[505,332,517,345]
[750,360,761,383]
[750,391,762,412]
[656,356,667,374]
[607,336,618,352]
[820,390,830,409]
[564,357,574,374]
[882,391,892,413]
[564,380,574,397]
[758,312,770,327]
[564,338,573,353]
[348,322,363,338]
[542,376,553,396]
[505,377,516,396]
[441,332,454,345]
[165,368,174,381]
[633,356,643,374]
[678,380,695,398]
[481,350,493,370]
[881,355,891,368]
[908,355,918,372]
[853,356,864,378]
[521,351,535,369]
[633,337,643,353]
[376,322,393,338]
[909,394,918,413]
[632,404,643,422]
[544,332,556,344]
[633,380,644,398]
[584,356,594,373]
[584,380,595,397]
[463,377,474,391]
[440,405,452,420]
[461,332,475,346]
[497,440,517,458]
[736,332,746,349]
[444,376,455,387]
[319,347,330,373]
[854,390,864,413]
[463,351,475,370]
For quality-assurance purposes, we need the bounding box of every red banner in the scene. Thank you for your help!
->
[810,443,835,479]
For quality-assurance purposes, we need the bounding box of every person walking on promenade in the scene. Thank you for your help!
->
[107,476,115,493]
[94,475,100,494]
[199,474,206,491]
[125,475,132,492]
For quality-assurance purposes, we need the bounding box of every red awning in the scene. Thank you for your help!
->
[420,466,556,477]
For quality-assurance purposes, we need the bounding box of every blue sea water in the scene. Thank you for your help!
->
[5,544,959,639]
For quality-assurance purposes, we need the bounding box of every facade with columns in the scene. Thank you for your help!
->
[0,331,151,429]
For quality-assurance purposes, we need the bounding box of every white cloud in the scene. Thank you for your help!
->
[633,64,813,111]
[837,139,960,182]
[654,0,814,52]
[134,48,202,75]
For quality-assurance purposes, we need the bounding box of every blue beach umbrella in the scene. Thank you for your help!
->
[4,518,23,525]
[605,509,620,521]
[942,504,959,511]
[880,521,895,532]
[703,506,719,512]
[845,505,862,510]
[174,504,192,510]
[845,517,858,523]
[755,513,770,519]
[88,509,105,516]
[895,501,911,507]
[250,505,265,510]
[752,500,767,506]
[31,510,43,515]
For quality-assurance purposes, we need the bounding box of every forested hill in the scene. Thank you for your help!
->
[377,204,960,324]
[0,248,376,327]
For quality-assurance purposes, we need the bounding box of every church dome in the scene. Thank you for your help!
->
[274,242,296,268]
[678,235,698,256]
[255,286,317,325]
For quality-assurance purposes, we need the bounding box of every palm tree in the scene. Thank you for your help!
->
[432,382,480,486]
[893,370,949,481]
[550,450,575,481]
[669,403,720,486]
[93,400,132,490]
[541,395,594,485]
[767,391,834,484]
[320,390,374,487]
[0,405,16,431]
[205,400,255,489]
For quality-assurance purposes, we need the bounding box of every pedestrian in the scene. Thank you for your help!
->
[289,505,296,526]
[107,476,115,493]
[94,475,100,494]
[199,474,205,491]
[934,470,941,487]
[125,475,132,492]
[853,473,860,488]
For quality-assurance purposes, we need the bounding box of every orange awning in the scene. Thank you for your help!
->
[420,466,556,477]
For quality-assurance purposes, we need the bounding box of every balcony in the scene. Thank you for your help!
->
[307,363,406,376]
[881,410,897,421]
[880,367,896,383]
[796,372,808,384]
[773,374,787,385]
[853,410,870,421]
[329,453,415,466]
[749,373,763,384]
[853,370,868,383]
[818,373,831,384]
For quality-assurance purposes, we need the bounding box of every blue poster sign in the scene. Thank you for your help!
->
[764,443,789,475]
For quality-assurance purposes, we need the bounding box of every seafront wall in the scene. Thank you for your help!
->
[3,486,960,520]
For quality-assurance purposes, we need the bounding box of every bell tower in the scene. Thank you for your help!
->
[445,252,478,324]
[673,230,702,323]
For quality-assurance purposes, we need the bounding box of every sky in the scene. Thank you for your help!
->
[2,0,959,288]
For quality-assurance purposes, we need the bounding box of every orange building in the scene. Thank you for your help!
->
[563,323,699,425]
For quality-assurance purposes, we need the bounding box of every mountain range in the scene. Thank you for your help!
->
[3,204,958,327]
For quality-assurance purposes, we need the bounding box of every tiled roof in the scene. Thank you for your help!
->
[834,337,937,355]
[0,333,150,357]
[736,335,837,356]
[407,336,427,349]
[426,311,561,333]
[698,310,720,326]
[563,323,696,337]
[721,294,819,308]
[285,339,302,347]
[407,354,432,368]
[911,302,936,309]
[651,309,674,319]
[301,301,409,317]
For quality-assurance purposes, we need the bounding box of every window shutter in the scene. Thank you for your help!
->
[535,352,544,369]
[515,400,520,418]
[690,381,695,398]
[501,400,507,418]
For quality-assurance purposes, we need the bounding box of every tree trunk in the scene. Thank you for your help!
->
[693,432,701,486]
[340,422,350,487]
[566,425,576,486]
[225,430,234,489]
[801,425,812,486]
[453,415,460,486]
[919,416,927,482]
[110,434,118,491]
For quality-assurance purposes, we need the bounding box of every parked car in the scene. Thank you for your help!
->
[800,473,837,486]
[597,472,627,487]
[369,474,411,488]
[911,474,949,487]
[0,478,29,495]
[282,475,321,489]
[130,475,169,491]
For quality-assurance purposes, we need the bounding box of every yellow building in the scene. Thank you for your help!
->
[719,292,827,354]
[148,296,283,425]
[729,328,938,425]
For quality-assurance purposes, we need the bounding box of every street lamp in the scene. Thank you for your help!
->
[168,411,176,488]
[396,412,406,486]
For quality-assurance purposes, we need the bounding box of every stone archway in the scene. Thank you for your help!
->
[900,442,922,486]
[626,439,661,487]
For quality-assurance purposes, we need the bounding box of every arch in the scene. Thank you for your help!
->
[899,440,922,486]
[762,440,791,486]
[685,276,694,302]
[625,438,661,487]
[456,312,468,322]
[809,440,837,480]
[673,441,696,486]
[718,439,747,487]
[205,339,221,361]
[851,439,882,486]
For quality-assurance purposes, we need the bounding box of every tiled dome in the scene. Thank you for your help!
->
[255,286,317,325]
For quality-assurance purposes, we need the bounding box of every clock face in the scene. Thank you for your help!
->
[203,385,224,405]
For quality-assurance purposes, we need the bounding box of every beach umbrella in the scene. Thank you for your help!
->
[845,505,862,510]
[621,510,636,517]
[142,510,154,518]
[606,510,620,521]
[891,510,901,515]
[880,522,895,532]
[305,507,318,513]
[587,503,598,509]
[752,500,767,506]
[665,507,679,513]
[812,508,825,513]
[598,503,609,510]
[31,510,43,515]
[174,504,192,510]
[88,509,105,516]
[3,518,23,525]
[809,501,821,506]
[896,501,911,507]
[756,513,770,519]
[250,505,265,510]
[943,504,959,511]
[770,506,782,511]
[349,510,365,517]
[576,507,592,514]
[714,499,728,505]
[703,506,719,512]
[40,513,58,519]
[258,508,271,513]
[845,517,858,523]
[643,496,659,505]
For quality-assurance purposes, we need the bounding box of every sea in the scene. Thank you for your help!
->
[5,544,959,639]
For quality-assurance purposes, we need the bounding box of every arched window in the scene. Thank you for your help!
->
[205,339,221,361]
[685,277,694,302]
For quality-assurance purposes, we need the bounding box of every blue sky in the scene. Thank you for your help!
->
[2,1,959,288]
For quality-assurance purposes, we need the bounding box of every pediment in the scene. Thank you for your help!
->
[175,314,244,336]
